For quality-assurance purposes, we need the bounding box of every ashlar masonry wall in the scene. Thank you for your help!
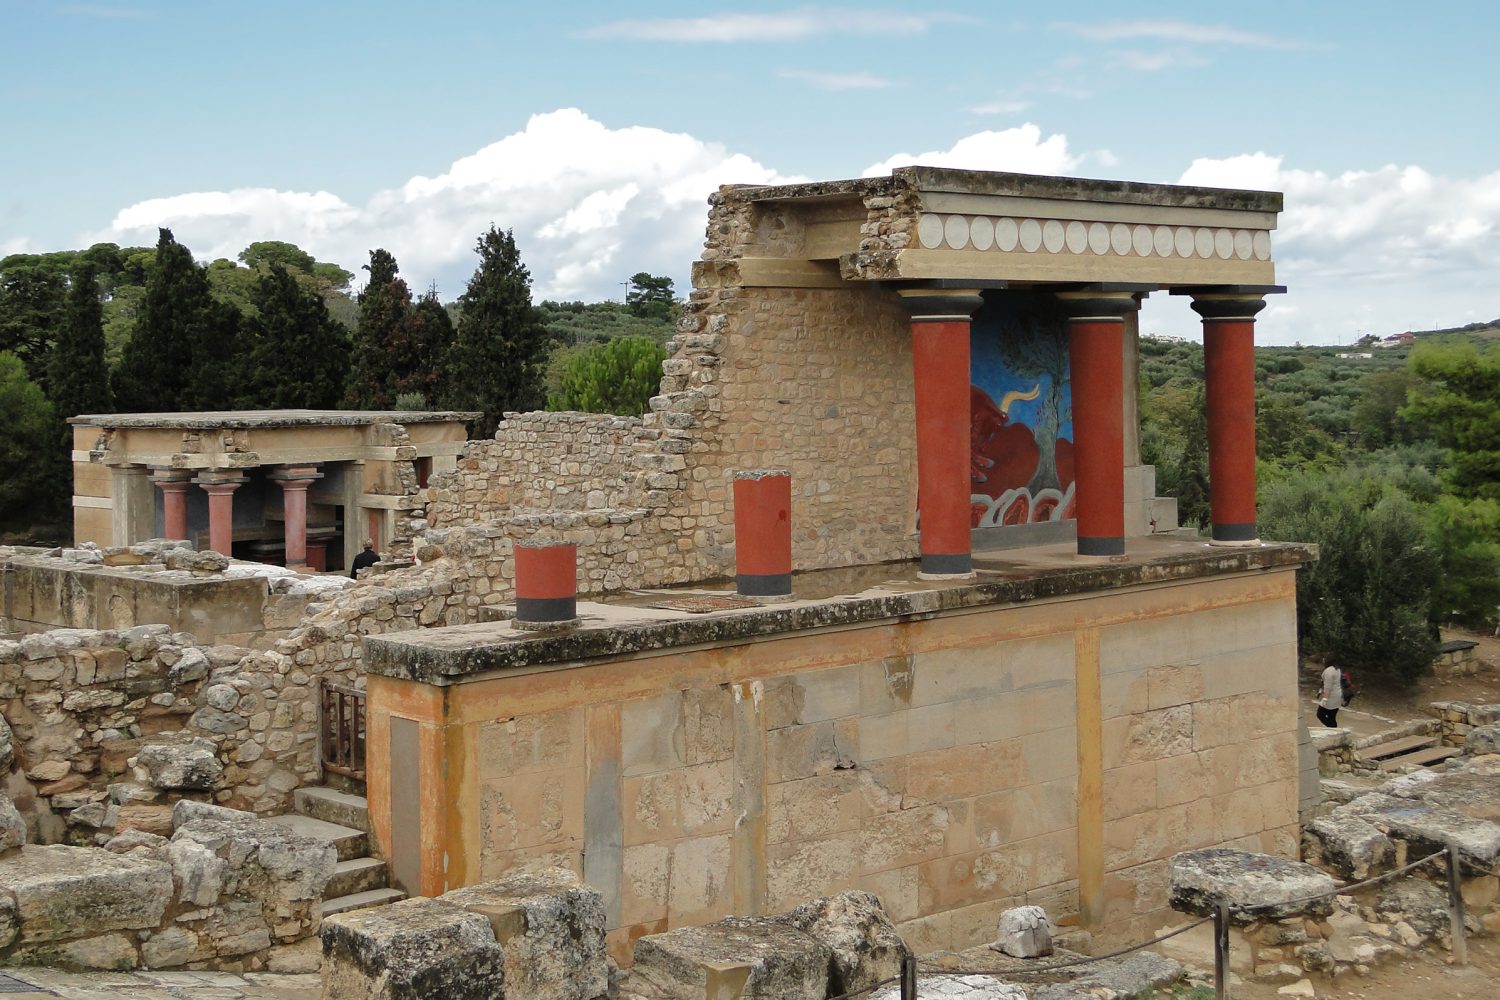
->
[366,565,1302,960]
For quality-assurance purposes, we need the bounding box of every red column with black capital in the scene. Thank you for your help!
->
[1192,294,1268,545]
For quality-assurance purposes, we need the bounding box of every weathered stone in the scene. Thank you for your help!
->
[0,844,173,943]
[203,683,241,711]
[872,977,1026,1000]
[0,716,13,772]
[321,896,506,1000]
[167,646,210,684]
[1339,792,1500,873]
[1169,849,1337,925]
[628,917,832,1000]
[103,829,168,856]
[1303,814,1392,879]
[0,790,27,852]
[167,836,227,906]
[136,737,223,790]
[442,867,607,1000]
[172,798,256,828]
[1031,952,1182,1000]
[774,889,909,996]
[0,893,15,949]
[1466,724,1500,756]
[57,931,139,969]
[141,925,204,968]
[1375,878,1449,940]
[995,905,1053,959]
[115,803,175,837]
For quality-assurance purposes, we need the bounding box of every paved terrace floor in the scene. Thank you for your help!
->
[0,969,318,998]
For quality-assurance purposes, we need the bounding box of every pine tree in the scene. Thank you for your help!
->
[47,263,113,421]
[444,227,547,435]
[113,229,242,412]
[240,264,350,409]
[343,249,414,409]
[548,335,666,415]
[394,288,455,407]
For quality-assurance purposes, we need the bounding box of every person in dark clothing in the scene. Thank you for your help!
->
[350,540,380,578]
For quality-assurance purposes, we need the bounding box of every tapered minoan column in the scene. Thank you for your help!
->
[513,540,578,629]
[150,469,192,541]
[899,288,983,578]
[271,465,323,568]
[1192,293,1269,545]
[193,473,245,557]
[1058,291,1139,557]
[734,469,792,597]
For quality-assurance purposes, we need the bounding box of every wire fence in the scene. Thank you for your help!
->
[829,842,1469,1000]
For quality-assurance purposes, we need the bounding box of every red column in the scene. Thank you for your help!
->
[899,288,983,578]
[366,508,382,552]
[734,469,792,597]
[150,471,192,541]
[514,541,578,629]
[272,465,323,569]
[1058,292,1139,557]
[194,475,245,557]
[1192,294,1268,545]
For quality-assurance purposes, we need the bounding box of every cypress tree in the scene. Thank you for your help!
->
[444,227,547,436]
[48,263,113,421]
[394,288,454,407]
[344,249,413,409]
[240,264,350,409]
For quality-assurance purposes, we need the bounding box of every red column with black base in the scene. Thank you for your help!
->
[514,540,578,629]
[734,469,792,597]
[1192,294,1268,545]
[1058,291,1138,557]
[899,288,984,578]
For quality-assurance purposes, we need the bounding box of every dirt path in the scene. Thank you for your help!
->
[1220,932,1500,999]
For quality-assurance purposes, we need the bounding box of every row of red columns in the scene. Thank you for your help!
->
[149,466,322,566]
[902,287,1273,572]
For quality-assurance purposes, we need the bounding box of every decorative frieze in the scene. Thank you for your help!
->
[915,213,1273,262]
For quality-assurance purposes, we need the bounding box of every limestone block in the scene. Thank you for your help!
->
[54,931,139,969]
[0,844,173,944]
[1169,849,1337,925]
[442,867,608,1000]
[167,836,227,906]
[0,893,15,949]
[995,905,1053,959]
[774,890,909,997]
[0,716,13,772]
[1303,814,1392,879]
[1031,952,1182,1000]
[1467,723,1500,756]
[136,737,223,791]
[321,896,506,1000]
[871,978,1026,999]
[628,917,832,1000]
[115,803,175,837]
[0,791,27,853]
[141,924,204,968]
[172,798,255,829]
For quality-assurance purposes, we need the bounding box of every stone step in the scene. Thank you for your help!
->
[320,887,407,918]
[1377,746,1462,772]
[263,814,368,863]
[1359,735,1437,761]
[294,786,371,834]
[326,856,390,899]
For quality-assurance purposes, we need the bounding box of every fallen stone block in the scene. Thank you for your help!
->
[321,896,505,1000]
[1169,849,1337,924]
[442,866,607,1000]
[1340,792,1500,874]
[994,905,1053,959]
[172,798,256,829]
[1303,814,1392,879]
[1466,724,1500,756]
[0,844,173,944]
[1031,951,1182,1000]
[136,737,223,791]
[773,889,910,996]
[628,917,833,1000]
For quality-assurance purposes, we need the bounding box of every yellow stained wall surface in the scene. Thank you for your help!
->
[367,569,1300,958]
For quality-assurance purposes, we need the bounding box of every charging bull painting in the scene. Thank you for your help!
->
[970,294,1075,529]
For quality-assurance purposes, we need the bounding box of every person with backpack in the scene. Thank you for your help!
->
[1316,662,1353,727]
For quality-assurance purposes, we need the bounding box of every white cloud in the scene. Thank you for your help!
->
[1174,153,1500,343]
[1055,19,1301,49]
[970,99,1031,115]
[1108,49,1208,72]
[863,124,1080,177]
[93,109,799,301]
[777,69,895,90]
[586,8,947,43]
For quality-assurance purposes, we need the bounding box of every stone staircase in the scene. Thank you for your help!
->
[264,787,405,917]
[1357,733,1462,771]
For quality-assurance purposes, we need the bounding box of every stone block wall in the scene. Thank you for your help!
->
[1432,701,1500,748]
[367,568,1303,960]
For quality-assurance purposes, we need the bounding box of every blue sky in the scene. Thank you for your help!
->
[3,1,1498,345]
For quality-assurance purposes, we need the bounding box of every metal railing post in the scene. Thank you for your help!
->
[1446,840,1468,966]
[1213,901,1230,1000]
[901,952,917,1000]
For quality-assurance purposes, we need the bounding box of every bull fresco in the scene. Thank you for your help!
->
[970,293,1075,529]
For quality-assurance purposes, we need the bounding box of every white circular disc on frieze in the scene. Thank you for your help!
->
[1194,227,1215,258]
[1154,226,1175,257]
[1065,220,1088,254]
[1175,226,1196,258]
[969,215,995,250]
[996,217,1019,252]
[1110,223,1132,255]
[1214,228,1234,259]
[944,215,970,250]
[1253,230,1272,261]
[1088,222,1110,255]
[1132,225,1154,257]
[1234,229,1254,260]
[1019,218,1043,252]
[1042,220,1065,253]
[918,214,946,249]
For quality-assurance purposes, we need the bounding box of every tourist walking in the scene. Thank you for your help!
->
[1316,662,1343,727]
